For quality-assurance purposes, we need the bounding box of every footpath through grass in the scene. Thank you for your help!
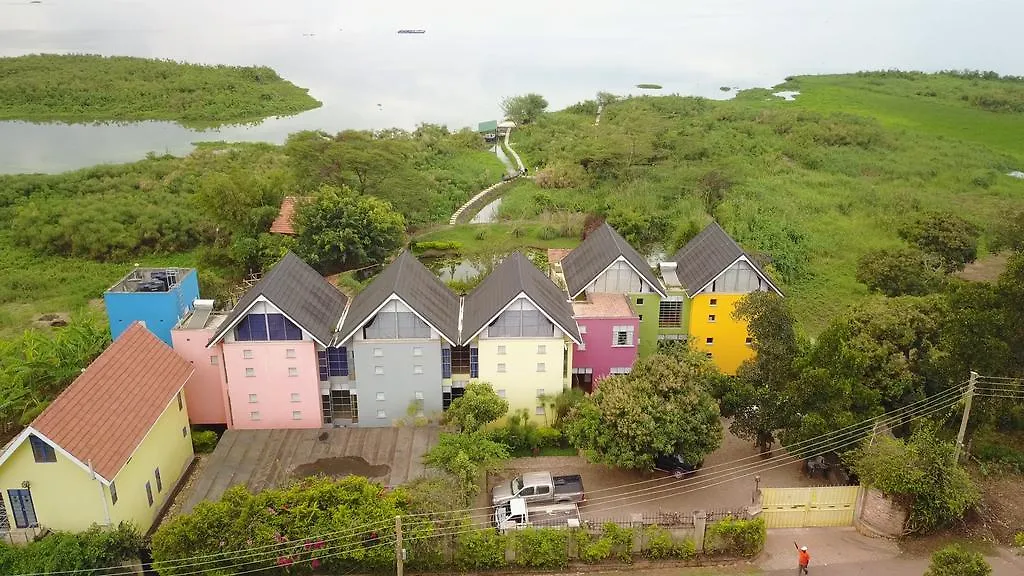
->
[0,54,321,127]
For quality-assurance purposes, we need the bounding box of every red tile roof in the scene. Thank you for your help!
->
[547,248,573,266]
[31,323,194,481]
[571,293,637,318]
[270,196,299,235]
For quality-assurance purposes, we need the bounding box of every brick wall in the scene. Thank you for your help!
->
[856,487,908,537]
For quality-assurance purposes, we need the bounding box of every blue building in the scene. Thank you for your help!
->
[103,267,199,344]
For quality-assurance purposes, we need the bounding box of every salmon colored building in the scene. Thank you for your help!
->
[0,323,194,539]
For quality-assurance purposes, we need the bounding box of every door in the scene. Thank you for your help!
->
[7,489,37,529]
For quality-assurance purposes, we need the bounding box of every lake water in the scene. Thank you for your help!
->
[2,0,1023,174]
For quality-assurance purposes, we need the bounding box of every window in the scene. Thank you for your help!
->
[363,301,430,339]
[235,313,302,341]
[537,344,547,355]
[414,391,424,401]
[288,367,298,377]
[536,388,545,397]
[497,363,506,373]
[497,389,506,398]
[248,394,258,403]
[658,300,683,328]
[745,337,753,346]
[292,411,302,420]
[636,297,644,305]
[536,363,546,372]
[145,482,154,507]
[291,393,301,403]
[155,468,163,492]
[612,326,635,347]
[442,347,452,378]
[177,391,183,411]
[413,365,424,375]
[374,366,384,375]
[373,348,384,357]
[486,299,555,338]
[318,347,348,380]
[376,392,386,401]
[610,367,632,375]
[470,347,479,378]
[250,411,261,421]
[376,409,387,419]
[710,298,718,307]
[413,346,423,357]
[535,405,545,415]
[708,314,716,323]
[245,367,255,377]
[110,482,118,505]
[638,314,643,321]
[243,349,254,359]
[705,352,713,359]
[210,355,219,365]
[706,337,714,346]
[578,325,587,334]
[496,345,506,355]
[29,435,56,463]
[577,342,587,351]
[285,348,296,359]
[182,426,187,437]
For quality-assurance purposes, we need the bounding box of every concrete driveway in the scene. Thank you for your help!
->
[489,422,818,522]
[181,426,439,513]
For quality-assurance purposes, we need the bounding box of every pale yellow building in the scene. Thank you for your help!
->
[0,323,195,539]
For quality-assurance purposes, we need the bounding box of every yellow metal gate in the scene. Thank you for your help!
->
[761,486,861,528]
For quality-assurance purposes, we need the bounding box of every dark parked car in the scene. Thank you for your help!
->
[655,454,703,478]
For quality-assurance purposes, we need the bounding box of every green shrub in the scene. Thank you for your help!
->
[537,225,559,240]
[511,528,569,568]
[410,240,463,254]
[602,523,635,563]
[455,528,508,570]
[0,522,143,575]
[642,526,675,559]
[488,409,562,454]
[924,544,991,576]
[190,430,219,454]
[675,537,697,559]
[704,517,766,557]
[1014,531,1024,549]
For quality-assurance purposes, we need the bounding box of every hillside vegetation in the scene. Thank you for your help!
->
[0,126,504,335]
[0,54,321,126]
[480,71,1024,331]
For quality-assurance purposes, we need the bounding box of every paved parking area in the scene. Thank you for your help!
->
[181,426,440,513]
[489,421,818,522]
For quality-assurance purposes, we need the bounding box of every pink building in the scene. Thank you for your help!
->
[171,300,230,426]
[570,293,639,392]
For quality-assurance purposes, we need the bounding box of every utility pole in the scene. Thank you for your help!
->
[395,515,403,576]
[954,371,977,463]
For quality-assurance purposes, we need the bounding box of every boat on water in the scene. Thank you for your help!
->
[397,29,426,34]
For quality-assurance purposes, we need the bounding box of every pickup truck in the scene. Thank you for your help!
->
[491,471,585,507]
[494,498,582,533]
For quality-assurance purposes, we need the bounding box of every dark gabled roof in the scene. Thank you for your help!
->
[208,252,348,347]
[560,222,665,297]
[670,222,779,294]
[462,251,581,344]
[336,250,461,345]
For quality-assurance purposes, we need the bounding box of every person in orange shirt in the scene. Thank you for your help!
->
[794,541,810,574]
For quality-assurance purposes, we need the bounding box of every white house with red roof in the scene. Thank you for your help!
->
[0,323,195,538]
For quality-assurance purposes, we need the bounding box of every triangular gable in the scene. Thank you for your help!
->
[462,291,583,346]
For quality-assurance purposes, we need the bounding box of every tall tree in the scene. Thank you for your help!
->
[855,248,945,297]
[443,381,509,432]
[564,349,723,470]
[722,292,802,455]
[500,93,549,125]
[898,212,980,271]
[292,185,405,273]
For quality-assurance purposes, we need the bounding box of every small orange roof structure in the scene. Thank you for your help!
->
[1,323,194,482]
[270,196,300,235]
[547,248,573,266]
[571,293,637,318]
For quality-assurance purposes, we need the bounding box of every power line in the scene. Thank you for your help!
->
[14,385,968,576]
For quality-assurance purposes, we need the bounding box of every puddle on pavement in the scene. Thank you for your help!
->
[773,91,800,101]
[291,456,390,480]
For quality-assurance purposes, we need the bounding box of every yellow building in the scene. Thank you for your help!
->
[662,223,783,375]
[462,252,581,421]
[0,323,195,539]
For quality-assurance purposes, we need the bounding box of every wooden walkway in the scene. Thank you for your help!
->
[182,426,440,513]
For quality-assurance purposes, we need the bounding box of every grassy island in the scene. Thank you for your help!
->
[0,54,321,127]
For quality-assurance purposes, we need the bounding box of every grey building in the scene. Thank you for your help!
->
[334,251,462,427]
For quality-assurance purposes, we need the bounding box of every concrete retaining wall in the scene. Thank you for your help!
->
[854,487,908,538]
